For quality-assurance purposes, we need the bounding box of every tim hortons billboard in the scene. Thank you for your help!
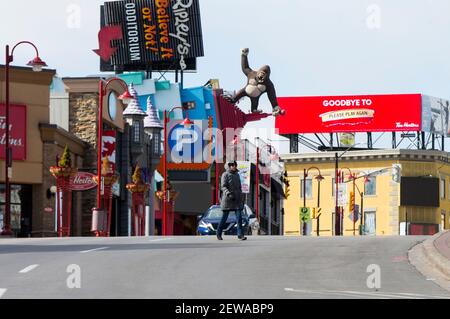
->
[275,94,425,134]
[97,0,204,72]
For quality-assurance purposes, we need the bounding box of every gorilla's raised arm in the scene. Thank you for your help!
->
[241,48,252,76]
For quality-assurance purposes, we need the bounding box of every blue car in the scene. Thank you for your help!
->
[197,205,256,236]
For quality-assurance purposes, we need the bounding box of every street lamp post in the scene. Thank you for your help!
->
[341,167,358,236]
[303,167,324,236]
[96,78,132,236]
[1,41,47,236]
[343,172,370,235]
[334,143,361,236]
[162,107,194,236]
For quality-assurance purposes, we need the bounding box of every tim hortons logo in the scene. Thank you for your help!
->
[70,172,97,191]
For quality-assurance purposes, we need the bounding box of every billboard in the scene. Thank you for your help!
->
[98,0,204,72]
[275,94,423,134]
[0,104,27,161]
[421,95,450,137]
[401,177,439,207]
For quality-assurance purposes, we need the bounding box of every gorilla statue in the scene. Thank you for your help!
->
[227,48,282,116]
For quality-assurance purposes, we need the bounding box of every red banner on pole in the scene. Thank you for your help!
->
[0,104,27,160]
[275,94,422,134]
[102,130,116,171]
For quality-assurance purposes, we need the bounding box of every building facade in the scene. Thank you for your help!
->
[0,66,89,237]
[282,150,450,237]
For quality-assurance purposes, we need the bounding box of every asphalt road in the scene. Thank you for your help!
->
[0,236,449,299]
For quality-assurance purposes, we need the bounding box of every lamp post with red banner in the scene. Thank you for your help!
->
[2,41,47,236]
[93,78,132,237]
[97,78,132,210]
[162,107,194,236]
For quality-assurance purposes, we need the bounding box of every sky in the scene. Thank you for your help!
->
[1,0,450,154]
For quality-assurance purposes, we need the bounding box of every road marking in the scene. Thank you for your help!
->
[284,288,388,299]
[393,292,450,299]
[149,238,173,242]
[0,289,6,298]
[392,256,408,263]
[19,264,39,274]
[80,247,109,254]
[284,288,450,299]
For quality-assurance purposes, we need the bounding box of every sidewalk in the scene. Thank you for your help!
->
[409,231,450,292]
[434,231,450,260]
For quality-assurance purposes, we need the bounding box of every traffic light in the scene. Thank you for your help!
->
[349,192,355,213]
[311,208,316,219]
[284,174,291,199]
[392,164,401,183]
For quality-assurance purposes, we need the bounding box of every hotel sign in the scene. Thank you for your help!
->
[0,104,27,161]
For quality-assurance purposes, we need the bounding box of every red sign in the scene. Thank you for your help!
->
[70,172,97,191]
[276,94,422,134]
[0,104,27,160]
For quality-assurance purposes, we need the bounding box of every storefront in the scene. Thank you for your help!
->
[0,65,89,237]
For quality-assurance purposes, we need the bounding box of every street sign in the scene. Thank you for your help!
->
[338,184,347,206]
[348,204,360,222]
[70,172,97,191]
[237,161,251,194]
[299,207,311,223]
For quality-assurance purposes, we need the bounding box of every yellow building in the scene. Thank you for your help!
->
[282,150,450,236]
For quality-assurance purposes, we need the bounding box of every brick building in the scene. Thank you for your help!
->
[0,65,86,237]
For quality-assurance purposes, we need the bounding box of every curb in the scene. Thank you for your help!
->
[409,232,450,292]
[425,231,450,278]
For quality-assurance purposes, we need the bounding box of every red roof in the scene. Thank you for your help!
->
[213,90,270,131]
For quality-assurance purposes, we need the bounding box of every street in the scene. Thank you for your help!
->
[0,236,449,299]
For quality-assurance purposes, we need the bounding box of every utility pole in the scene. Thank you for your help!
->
[335,153,340,236]
[303,169,307,236]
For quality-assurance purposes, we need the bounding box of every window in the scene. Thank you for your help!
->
[364,210,377,236]
[152,132,160,155]
[133,121,141,143]
[300,179,313,199]
[440,178,446,199]
[365,177,377,196]
[448,181,450,200]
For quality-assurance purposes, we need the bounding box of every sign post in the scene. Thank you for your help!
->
[237,161,251,194]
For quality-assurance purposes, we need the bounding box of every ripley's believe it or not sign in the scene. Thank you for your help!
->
[276,94,450,136]
[99,0,204,72]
